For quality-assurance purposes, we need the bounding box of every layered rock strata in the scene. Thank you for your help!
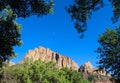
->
[79,61,94,74]
[79,61,113,83]
[24,46,79,70]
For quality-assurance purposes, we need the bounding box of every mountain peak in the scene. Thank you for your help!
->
[85,61,94,69]
[24,46,79,70]
[79,61,94,74]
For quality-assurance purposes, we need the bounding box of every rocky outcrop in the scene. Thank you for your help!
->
[79,61,113,83]
[79,61,94,74]
[24,46,78,70]
[89,74,113,83]
[17,46,114,83]
[93,68,111,77]
[8,62,15,66]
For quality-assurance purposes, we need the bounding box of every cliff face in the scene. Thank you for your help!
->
[79,61,94,74]
[79,61,113,83]
[24,46,79,70]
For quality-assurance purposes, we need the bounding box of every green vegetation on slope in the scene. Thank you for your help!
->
[0,59,90,83]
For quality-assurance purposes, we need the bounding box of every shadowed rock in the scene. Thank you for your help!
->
[79,61,114,83]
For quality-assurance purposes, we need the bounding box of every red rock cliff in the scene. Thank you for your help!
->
[24,46,79,70]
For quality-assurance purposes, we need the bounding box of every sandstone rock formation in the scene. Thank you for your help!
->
[79,61,113,83]
[24,46,79,70]
[17,46,114,83]
[8,62,15,66]
[79,61,94,74]
[93,68,111,77]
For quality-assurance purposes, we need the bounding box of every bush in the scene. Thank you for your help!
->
[0,59,90,83]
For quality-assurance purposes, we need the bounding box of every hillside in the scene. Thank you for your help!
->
[0,59,90,83]
[0,46,114,83]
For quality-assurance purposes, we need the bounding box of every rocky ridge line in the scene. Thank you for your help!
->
[24,46,79,70]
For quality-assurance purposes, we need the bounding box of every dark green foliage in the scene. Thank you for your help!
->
[0,0,54,66]
[96,27,120,80]
[59,67,90,83]
[66,0,120,37]
[66,0,104,38]
[0,8,22,66]
[0,0,54,18]
[0,59,90,83]
[110,0,120,23]
[115,79,120,83]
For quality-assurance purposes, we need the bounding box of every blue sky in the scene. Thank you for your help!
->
[11,0,118,68]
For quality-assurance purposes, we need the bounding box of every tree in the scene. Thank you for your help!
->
[66,0,120,37]
[0,0,54,18]
[3,59,90,83]
[0,0,54,66]
[96,27,120,80]
[58,67,90,83]
[0,8,22,66]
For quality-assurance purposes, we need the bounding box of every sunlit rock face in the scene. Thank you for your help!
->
[8,62,15,66]
[24,46,79,70]
[79,61,94,74]
[93,68,111,77]
[79,61,113,83]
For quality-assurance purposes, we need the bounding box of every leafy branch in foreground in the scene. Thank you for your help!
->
[0,0,54,18]
[96,27,120,80]
[0,8,22,66]
[66,0,120,38]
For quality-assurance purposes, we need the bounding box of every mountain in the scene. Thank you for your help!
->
[16,46,114,83]
[23,46,79,70]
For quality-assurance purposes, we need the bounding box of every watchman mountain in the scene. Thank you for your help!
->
[8,46,113,83]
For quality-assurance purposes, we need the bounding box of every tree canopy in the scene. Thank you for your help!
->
[0,59,90,83]
[0,8,22,66]
[0,0,54,18]
[66,0,120,37]
[0,1,120,82]
[96,27,120,80]
[0,0,54,66]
